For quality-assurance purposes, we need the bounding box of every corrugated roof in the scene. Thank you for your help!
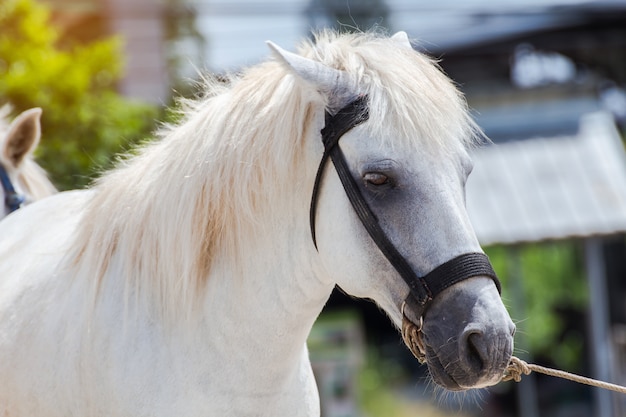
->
[467,112,626,245]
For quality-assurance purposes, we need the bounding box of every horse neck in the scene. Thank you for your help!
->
[198,211,334,388]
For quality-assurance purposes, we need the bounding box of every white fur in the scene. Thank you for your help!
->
[0,31,511,416]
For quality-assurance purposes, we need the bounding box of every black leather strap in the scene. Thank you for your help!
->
[327,143,433,305]
[422,252,501,296]
[310,95,369,247]
[0,162,25,214]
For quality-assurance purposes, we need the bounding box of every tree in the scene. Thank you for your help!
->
[0,0,159,190]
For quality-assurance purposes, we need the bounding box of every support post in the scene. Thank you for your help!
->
[508,246,540,417]
[585,237,615,417]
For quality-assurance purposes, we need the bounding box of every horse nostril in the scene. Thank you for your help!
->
[461,328,486,373]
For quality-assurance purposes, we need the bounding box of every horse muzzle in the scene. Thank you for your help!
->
[402,276,515,391]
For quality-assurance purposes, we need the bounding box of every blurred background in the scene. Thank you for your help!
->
[2,0,626,416]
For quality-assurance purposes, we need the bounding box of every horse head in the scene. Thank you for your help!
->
[270,32,515,391]
[0,106,41,216]
[0,106,56,218]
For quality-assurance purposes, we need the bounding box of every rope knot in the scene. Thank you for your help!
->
[503,356,532,382]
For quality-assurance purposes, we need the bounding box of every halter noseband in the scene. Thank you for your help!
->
[309,96,501,319]
[0,163,25,214]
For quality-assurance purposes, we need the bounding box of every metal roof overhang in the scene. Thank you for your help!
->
[467,112,626,246]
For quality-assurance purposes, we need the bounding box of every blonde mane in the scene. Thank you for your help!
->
[71,30,482,320]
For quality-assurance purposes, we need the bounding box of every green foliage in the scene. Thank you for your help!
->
[486,242,588,371]
[0,0,159,190]
[358,349,409,416]
[358,349,470,417]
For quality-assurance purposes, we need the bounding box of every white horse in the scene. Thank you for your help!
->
[0,31,514,416]
[0,105,56,219]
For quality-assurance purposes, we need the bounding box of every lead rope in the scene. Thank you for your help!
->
[503,356,626,394]
[401,310,626,394]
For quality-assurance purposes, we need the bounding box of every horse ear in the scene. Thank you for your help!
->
[391,31,413,49]
[3,107,42,167]
[266,41,358,110]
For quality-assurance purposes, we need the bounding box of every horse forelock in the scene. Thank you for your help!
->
[304,30,484,153]
[70,30,481,323]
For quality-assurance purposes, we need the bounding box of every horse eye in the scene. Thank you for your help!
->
[364,172,389,186]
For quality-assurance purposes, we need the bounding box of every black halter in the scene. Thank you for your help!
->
[0,162,25,214]
[310,96,501,318]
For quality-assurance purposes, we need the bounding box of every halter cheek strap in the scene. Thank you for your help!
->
[309,96,501,318]
[0,163,25,214]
